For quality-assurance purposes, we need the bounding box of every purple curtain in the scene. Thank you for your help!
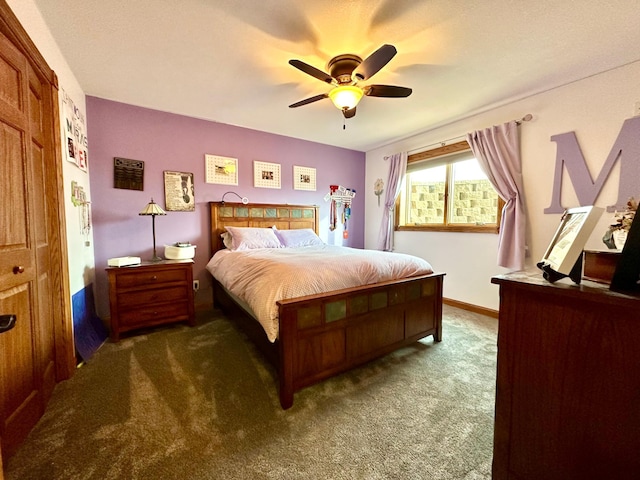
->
[466,121,526,270]
[377,152,407,251]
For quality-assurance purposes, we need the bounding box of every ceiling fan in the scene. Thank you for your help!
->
[288,44,412,119]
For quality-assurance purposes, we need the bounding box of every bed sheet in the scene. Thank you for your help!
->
[206,245,433,342]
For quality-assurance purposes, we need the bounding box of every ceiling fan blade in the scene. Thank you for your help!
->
[289,60,334,84]
[352,44,397,81]
[288,93,329,108]
[365,85,412,98]
[342,107,357,119]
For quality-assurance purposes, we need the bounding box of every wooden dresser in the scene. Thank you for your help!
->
[491,271,640,479]
[106,260,195,341]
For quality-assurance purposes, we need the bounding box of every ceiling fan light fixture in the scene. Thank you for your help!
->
[328,85,364,110]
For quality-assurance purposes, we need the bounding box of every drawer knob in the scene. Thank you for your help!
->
[13,266,25,274]
[151,275,157,281]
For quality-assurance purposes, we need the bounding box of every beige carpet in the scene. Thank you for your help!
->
[5,305,498,480]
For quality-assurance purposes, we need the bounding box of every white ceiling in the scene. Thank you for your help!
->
[32,0,640,152]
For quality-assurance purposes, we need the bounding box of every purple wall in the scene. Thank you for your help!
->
[87,97,366,318]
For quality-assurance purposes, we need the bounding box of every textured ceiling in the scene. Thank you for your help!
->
[32,0,640,151]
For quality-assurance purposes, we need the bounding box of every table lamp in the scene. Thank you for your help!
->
[139,198,166,261]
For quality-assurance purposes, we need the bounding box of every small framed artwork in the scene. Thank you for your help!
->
[114,157,144,191]
[253,161,281,189]
[164,171,195,211]
[293,165,316,191]
[537,205,603,283]
[205,154,238,185]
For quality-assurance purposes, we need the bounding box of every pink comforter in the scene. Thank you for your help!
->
[206,245,433,342]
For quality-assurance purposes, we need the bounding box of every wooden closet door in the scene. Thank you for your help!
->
[27,40,57,411]
[0,28,54,458]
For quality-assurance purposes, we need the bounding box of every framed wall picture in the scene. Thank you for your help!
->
[205,154,238,185]
[253,161,281,189]
[537,205,603,282]
[293,165,316,191]
[114,157,144,191]
[164,171,195,211]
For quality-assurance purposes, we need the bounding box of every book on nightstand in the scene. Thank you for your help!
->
[107,256,141,267]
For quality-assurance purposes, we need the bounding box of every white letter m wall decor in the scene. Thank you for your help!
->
[545,116,640,214]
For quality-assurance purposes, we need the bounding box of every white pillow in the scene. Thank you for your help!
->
[273,228,324,247]
[220,232,233,249]
[224,226,282,250]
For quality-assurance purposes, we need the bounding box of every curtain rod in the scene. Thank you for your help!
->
[395,113,533,157]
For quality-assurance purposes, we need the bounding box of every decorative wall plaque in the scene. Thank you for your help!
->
[114,157,144,191]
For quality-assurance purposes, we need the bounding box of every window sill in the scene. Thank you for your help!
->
[396,225,499,234]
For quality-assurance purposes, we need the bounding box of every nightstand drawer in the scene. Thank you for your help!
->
[118,285,189,309]
[116,268,188,289]
[119,301,190,327]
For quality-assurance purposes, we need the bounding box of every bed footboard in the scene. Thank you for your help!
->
[276,273,444,409]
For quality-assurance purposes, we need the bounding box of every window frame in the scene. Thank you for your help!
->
[395,141,504,234]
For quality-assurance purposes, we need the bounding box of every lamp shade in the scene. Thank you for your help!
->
[328,85,364,110]
[139,198,166,216]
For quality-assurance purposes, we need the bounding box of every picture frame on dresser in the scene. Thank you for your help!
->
[537,205,603,283]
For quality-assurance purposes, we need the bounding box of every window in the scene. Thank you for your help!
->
[396,141,503,233]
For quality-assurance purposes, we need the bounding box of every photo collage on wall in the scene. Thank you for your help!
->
[62,88,88,172]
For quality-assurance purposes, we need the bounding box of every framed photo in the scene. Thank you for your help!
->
[164,171,195,211]
[293,165,316,191]
[253,161,281,189]
[205,154,238,185]
[538,205,603,279]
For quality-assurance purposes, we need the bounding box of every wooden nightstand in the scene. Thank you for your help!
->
[106,259,196,341]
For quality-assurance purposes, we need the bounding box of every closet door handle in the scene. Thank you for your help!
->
[0,314,17,334]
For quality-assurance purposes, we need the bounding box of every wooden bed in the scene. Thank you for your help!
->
[208,201,444,409]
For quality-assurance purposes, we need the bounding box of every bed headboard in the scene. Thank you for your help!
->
[209,202,320,256]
